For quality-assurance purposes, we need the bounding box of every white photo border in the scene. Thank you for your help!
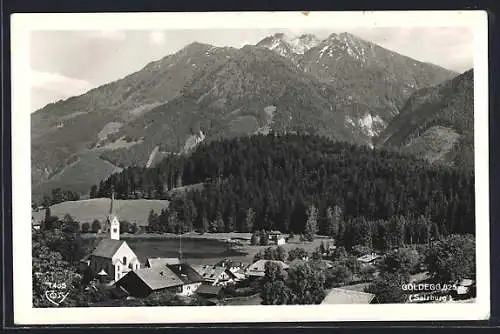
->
[11,10,490,324]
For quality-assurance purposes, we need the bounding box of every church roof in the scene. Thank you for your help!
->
[91,239,125,258]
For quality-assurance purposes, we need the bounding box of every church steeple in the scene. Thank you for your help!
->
[108,190,120,240]
[109,191,114,216]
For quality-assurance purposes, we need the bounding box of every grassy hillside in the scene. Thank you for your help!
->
[32,198,169,226]
[32,150,123,204]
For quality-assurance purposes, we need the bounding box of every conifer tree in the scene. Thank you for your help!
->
[304,204,319,242]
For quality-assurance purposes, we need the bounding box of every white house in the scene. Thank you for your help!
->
[192,265,238,286]
[356,253,381,267]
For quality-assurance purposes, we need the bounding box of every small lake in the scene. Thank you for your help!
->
[124,238,247,265]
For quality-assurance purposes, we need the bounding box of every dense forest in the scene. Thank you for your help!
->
[94,134,474,249]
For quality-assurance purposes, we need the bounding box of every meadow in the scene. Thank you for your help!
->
[32,198,169,226]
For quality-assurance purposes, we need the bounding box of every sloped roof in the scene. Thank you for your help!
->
[321,288,375,304]
[91,239,125,258]
[192,265,237,281]
[166,263,204,284]
[146,257,181,268]
[459,279,475,287]
[80,254,91,262]
[246,260,289,277]
[133,267,184,291]
[357,254,381,263]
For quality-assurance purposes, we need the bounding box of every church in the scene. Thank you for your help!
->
[80,193,141,283]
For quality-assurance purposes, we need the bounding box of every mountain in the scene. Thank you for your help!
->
[256,33,321,61]
[98,45,364,168]
[31,32,458,202]
[258,32,457,140]
[375,69,474,168]
[31,42,239,197]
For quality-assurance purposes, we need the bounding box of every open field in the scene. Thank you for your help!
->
[32,198,169,225]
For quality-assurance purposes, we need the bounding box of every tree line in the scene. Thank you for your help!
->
[94,134,474,244]
[33,187,80,208]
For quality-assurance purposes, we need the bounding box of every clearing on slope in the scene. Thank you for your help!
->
[32,198,169,227]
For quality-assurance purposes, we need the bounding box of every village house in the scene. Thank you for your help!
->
[195,284,223,305]
[356,253,382,267]
[268,231,286,245]
[115,263,204,298]
[245,259,289,278]
[80,193,141,283]
[192,264,238,286]
[453,278,476,299]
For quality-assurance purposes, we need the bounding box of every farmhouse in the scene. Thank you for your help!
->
[356,253,381,267]
[268,231,286,245]
[192,264,238,286]
[245,259,289,278]
[321,288,376,304]
[115,263,204,297]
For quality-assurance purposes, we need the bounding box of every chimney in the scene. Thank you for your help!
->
[160,271,164,276]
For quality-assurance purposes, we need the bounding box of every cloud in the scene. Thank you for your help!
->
[30,70,95,111]
[149,31,167,46]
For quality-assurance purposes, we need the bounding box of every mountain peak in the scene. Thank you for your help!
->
[256,32,320,56]
[182,41,213,53]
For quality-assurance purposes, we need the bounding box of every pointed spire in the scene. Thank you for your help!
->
[109,188,115,216]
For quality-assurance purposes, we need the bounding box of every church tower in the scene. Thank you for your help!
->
[108,191,120,240]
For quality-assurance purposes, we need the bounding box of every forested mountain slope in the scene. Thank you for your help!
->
[95,134,474,246]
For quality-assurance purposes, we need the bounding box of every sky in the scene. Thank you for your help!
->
[29,27,473,112]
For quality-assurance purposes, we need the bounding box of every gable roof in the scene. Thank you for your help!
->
[133,267,184,291]
[321,288,375,304]
[146,257,181,268]
[356,254,381,263]
[91,239,126,259]
[246,260,289,277]
[192,265,237,281]
[166,263,204,284]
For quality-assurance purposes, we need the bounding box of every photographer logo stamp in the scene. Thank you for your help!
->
[44,282,69,306]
